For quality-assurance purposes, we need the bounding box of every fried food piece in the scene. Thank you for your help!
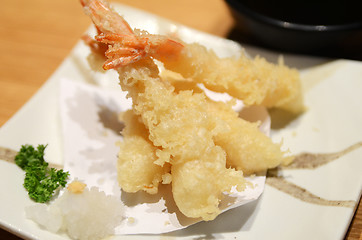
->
[162,71,293,174]
[208,101,293,175]
[117,110,170,194]
[81,0,300,221]
[81,0,303,113]
[172,151,246,220]
[115,60,248,220]
[116,60,290,220]
[162,44,304,113]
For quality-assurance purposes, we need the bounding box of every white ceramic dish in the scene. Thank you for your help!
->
[0,3,361,240]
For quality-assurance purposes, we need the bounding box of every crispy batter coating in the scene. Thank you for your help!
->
[117,110,170,194]
[162,44,304,113]
[172,156,246,220]
[114,58,291,220]
[81,0,302,221]
[208,101,293,175]
[161,71,293,174]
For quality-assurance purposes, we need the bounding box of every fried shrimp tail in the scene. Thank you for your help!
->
[80,0,183,70]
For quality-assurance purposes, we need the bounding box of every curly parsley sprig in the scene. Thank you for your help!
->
[15,144,69,203]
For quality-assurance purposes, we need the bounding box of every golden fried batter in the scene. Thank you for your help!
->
[117,110,170,194]
[81,0,301,221]
[162,44,304,113]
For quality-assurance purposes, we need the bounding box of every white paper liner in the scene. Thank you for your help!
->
[59,77,267,234]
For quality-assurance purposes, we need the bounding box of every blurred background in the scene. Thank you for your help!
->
[0,0,361,239]
[226,0,362,59]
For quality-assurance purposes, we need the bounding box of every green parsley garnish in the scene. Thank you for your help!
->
[15,144,69,203]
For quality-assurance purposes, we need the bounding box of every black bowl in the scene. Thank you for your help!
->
[225,0,362,55]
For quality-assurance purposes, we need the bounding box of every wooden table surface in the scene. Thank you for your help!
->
[0,0,360,239]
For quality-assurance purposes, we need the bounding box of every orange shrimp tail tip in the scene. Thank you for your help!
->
[80,0,133,35]
[100,38,184,70]
[79,0,87,7]
[80,0,184,70]
[81,34,108,56]
[102,53,144,70]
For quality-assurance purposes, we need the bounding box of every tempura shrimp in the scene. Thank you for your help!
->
[163,44,304,113]
[81,0,303,113]
[80,0,297,221]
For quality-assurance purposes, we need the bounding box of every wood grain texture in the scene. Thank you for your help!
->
[0,0,360,239]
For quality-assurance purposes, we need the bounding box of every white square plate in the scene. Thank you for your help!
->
[0,3,361,240]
